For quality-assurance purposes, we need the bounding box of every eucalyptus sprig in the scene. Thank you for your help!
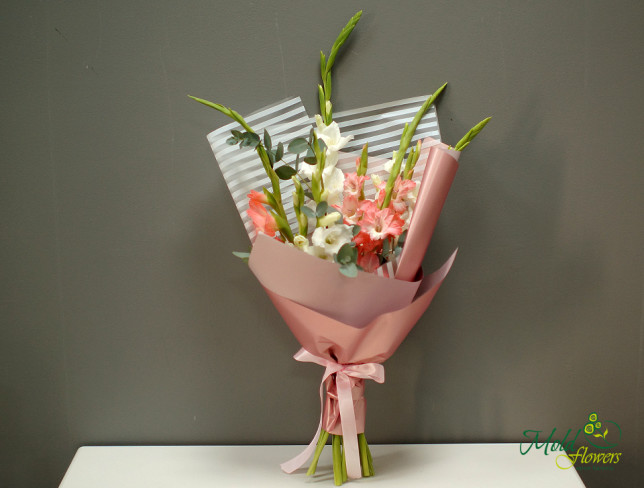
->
[380,83,447,208]
[188,95,294,242]
[452,117,492,152]
[319,11,362,124]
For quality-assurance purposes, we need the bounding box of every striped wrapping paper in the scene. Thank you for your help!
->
[207,95,442,278]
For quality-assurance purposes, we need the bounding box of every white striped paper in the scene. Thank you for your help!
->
[207,95,442,247]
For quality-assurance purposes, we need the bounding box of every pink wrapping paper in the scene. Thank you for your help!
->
[396,140,460,281]
[250,239,457,364]
[249,234,421,327]
[250,236,457,479]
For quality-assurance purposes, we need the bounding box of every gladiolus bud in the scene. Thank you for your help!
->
[317,212,342,228]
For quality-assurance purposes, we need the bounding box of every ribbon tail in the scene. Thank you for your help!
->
[280,377,325,473]
[336,372,362,479]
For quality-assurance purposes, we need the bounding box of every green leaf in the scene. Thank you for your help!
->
[226,136,237,145]
[324,11,362,75]
[603,429,608,438]
[301,206,316,219]
[304,190,314,200]
[398,229,408,245]
[231,129,243,139]
[275,165,297,180]
[266,149,275,166]
[593,434,603,438]
[263,129,272,151]
[336,243,356,265]
[275,142,284,161]
[288,138,309,154]
[320,52,326,79]
[339,262,358,278]
[316,201,329,217]
[240,132,260,148]
[352,225,361,237]
[303,156,318,165]
[232,251,251,264]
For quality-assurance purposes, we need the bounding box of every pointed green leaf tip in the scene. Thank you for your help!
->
[454,116,492,152]
[232,251,251,264]
[325,11,362,75]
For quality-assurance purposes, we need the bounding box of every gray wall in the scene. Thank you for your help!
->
[1,1,642,487]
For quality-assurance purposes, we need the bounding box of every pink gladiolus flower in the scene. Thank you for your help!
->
[344,173,367,198]
[361,206,404,241]
[248,189,269,205]
[247,193,277,237]
[375,176,416,215]
[339,194,360,224]
[395,177,416,199]
[358,199,378,220]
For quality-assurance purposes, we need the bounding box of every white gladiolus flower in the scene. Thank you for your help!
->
[383,159,394,173]
[311,224,353,259]
[314,115,353,152]
[371,173,382,189]
[298,164,315,180]
[322,166,345,206]
[314,115,353,170]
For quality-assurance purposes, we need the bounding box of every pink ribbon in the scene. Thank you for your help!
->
[280,348,385,479]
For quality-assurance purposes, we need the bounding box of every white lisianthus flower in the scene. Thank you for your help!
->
[311,223,354,260]
[293,235,310,252]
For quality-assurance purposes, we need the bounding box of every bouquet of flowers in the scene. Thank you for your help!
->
[191,10,490,485]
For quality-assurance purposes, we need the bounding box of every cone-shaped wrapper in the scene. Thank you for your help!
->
[249,234,421,327]
[249,233,456,365]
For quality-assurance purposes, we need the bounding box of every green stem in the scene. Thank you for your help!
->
[365,437,374,476]
[380,83,447,209]
[332,434,343,486]
[306,430,329,476]
[357,433,371,477]
[340,436,348,483]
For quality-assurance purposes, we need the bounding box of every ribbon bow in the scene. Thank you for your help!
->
[280,348,385,480]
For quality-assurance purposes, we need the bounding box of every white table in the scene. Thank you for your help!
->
[59,444,586,487]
